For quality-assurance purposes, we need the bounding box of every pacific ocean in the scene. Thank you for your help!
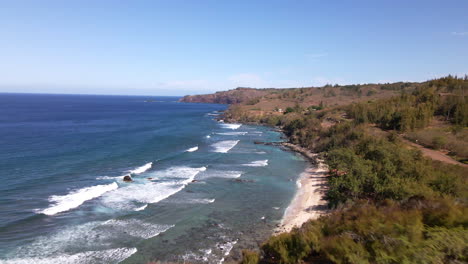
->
[0,93,307,263]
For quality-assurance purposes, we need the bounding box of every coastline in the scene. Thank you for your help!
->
[223,120,330,234]
[275,143,328,234]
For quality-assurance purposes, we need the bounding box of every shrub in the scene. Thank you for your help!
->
[432,136,446,150]
[241,250,260,264]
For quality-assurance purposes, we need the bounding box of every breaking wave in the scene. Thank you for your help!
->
[38,183,119,215]
[0,248,137,264]
[134,204,148,211]
[211,140,239,153]
[243,160,268,167]
[101,167,206,210]
[129,162,153,174]
[215,132,248,136]
[185,146,199,152]
[220,123,242,130]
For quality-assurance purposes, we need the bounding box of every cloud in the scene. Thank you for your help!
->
[311,77,345,86]
[227,73,314,88]
[451,31,468,36]
[305,53,328,59]
[157,79,210,90]
[228,73,269,87]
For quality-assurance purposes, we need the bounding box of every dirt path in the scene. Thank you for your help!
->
[401,138,468,167]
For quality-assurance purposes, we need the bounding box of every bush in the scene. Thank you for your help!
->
[432,136,447,150]
[241,250,260,264]
[284,107,295,114]
[260,200,468,264]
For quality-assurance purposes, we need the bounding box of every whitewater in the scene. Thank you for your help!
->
[0,94,307,264]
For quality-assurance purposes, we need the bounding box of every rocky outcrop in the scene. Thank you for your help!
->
[123,175,133,182]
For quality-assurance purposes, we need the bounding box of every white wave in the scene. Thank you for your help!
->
[186,198,215,204]
[7,221,139,262]
[0,248,137,264]
[39,183,118,215]
[195,198,215,204]
[134,204,147,211]
[182,239,237,264]
[243,160,268,167]
[185,146,199,152]
[198,170,242,180]
[129,162,153,174]
[255,151,267,154]
[102,219,173,239]
[96,175,125,180]
[211,140,239,153]
[220,123,241,130]
[207,113,220,116]
[101,167,206,210]
[5,218,173,263]
[296,178,302,188]
[165,197,215,204]
[215,132,248,136]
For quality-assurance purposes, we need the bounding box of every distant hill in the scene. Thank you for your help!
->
[179,87,273,104]
[180,81,422,123]
[180,82,418,106]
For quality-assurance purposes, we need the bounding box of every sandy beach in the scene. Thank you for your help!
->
[275,143,328,234]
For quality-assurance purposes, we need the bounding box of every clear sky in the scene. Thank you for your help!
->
[0,0,467,96]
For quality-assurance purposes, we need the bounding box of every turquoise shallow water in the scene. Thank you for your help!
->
[0,93,307,264]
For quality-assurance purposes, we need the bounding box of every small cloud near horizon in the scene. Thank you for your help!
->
[305,53,328,60]
[451,31,468,36]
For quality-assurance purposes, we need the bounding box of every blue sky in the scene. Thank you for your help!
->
[0,0,467,96]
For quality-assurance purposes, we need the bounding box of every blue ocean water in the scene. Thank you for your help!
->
[0,93,307,264]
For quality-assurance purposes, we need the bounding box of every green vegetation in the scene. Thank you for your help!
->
[241,250,260,264]
[348,75,468,131]
[238,76,468,264]
[406,127,468,162]
[259,199,467,264]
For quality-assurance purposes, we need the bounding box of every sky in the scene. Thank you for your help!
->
[0,0,467,96]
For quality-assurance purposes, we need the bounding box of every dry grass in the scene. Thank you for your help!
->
[405,126,468,162]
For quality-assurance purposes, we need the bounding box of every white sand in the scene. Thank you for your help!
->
[275,145,328,234]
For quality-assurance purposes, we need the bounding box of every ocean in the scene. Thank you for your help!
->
[0,93,307,264]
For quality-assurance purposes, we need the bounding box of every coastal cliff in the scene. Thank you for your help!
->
[179,87,272,104]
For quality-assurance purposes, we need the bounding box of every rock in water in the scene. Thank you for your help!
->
[123,175,133,182]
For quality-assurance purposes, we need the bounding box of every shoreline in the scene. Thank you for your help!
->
[275,143,328,234]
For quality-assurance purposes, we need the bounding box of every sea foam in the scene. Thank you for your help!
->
[211,140,239,153]
[185,146,199,152]
[101,167,206,210]
[220,123,242,130]
[198,170,243,179]
[102,219,174,239]
[134,204,148,211]
[243,160,269,167]
[39,182,118,215]
[215,132,248,136]
[0,248,137,264]
[129,162,153,174]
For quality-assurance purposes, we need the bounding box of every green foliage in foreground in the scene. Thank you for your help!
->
[241,250,260,264]
[239,76,467,264]
[325,132,467,207]
[242,122,467,264]
[249,199,467,264]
